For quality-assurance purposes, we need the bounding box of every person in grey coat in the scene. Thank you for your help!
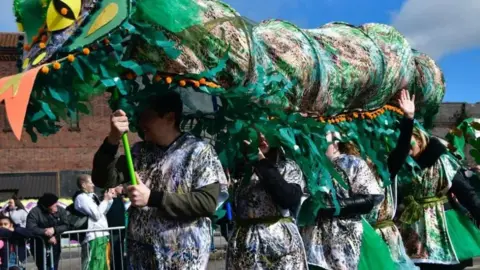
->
[1,195,28,228]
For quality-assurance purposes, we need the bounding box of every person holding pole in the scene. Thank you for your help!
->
[92,91,228,270]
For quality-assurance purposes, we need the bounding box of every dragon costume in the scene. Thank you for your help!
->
[3,0,448,226]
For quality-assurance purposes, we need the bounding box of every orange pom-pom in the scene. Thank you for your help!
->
[67,54,75,62]
[82,48,90,55]
[179,80,186,87]
[39,42,46,49]
[165,77,172,84]
[126,73,135,80]
[60,8,68,16]
[41,66,49,74]
[189,80,200,88]
[41,35,48,43]
[53,62,61,70]
[23,44,30,51]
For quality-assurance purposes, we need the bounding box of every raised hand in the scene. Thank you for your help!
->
[108,110,130,144]
[398,89,415,119]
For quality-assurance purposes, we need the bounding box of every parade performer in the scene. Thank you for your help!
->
[340,90,419,269]
[398,124,480,269]
[92,92,229,269]
[226,133,307,269]
[300,131,385,270]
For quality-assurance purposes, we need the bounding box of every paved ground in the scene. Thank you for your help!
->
[17,235,480,269]
[467,257,480,269]
[24,253,227,270]
[22,254,480,270]
[21,237,229,269]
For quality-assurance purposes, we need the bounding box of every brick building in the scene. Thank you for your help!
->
[0,32,478,198]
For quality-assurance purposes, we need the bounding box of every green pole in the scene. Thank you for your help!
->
[112,89,137,185]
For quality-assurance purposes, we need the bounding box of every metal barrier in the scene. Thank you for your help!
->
[0,227,229,270]
[0,236,50,270]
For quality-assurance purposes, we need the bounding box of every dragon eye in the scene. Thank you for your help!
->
[53,0,77,20]
[46,0,81,32]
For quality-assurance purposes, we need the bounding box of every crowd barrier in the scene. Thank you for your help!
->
[0,227,228,270]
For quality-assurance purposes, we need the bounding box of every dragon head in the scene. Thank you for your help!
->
[16,0,128,70]
[7,0,240,140]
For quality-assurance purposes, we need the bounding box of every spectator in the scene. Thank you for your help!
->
[0,214,32,270]
[106,185,127,270]
[26,193,69,270]
[74,174,113,270]
[2,196,28,228]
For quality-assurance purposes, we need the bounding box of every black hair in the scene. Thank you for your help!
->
[146,91,183,129]
[0,213,13,225]
[10,194,25,211]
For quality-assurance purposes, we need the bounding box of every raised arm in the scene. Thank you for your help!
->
[387,89,416,179]
[92,109,133,188]
[387,117,414,178]
[92,138,130,188]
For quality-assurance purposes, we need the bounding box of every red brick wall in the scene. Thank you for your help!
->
[0,60,140,173]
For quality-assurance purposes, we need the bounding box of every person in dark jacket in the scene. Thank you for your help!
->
[0,214,33,270]
[26,193,70,270]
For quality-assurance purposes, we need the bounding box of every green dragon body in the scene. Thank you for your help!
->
[4,0,447,223]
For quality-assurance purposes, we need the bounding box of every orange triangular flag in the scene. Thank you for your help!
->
[0,66,43,140]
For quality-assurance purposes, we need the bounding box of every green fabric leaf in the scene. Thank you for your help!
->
[48,87,65,103]
[101,79,116,88]
[115,79,127,95]
[77,103,90,114]
[120,61,144,75]
[40,102,56,120]
[72,61,85,81]
[31,111,46,122]
[99,65,110,78]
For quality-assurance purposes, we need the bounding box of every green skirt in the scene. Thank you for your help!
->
[358,219,395,270]
[446,209,480,261]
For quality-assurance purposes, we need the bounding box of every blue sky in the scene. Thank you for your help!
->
[0,0,478,102]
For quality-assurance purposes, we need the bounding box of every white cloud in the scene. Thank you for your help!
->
[392,0,480,60]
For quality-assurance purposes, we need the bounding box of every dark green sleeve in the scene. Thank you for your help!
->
[92,137,130,189]
[147,183,220,220]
